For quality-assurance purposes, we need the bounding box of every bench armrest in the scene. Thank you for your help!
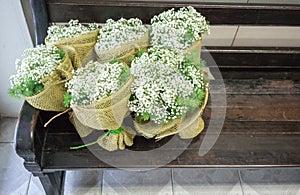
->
[15,101,39,162]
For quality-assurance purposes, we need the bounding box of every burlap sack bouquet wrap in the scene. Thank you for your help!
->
[128,47,209,140]
[65,60,135,151]
[150,6,210,63]
[94,18,149,64]
[45,20,100,69]
[9,45,73,111]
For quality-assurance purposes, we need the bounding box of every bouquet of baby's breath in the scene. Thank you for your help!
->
[65,59,135,151]
[129,47,209,139]
[46,20,99,42]
[94,18,149,64]
[9,44,73,111]
[150,6,210,62]
[45,19,100,69]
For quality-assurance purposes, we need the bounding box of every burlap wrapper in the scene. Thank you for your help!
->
[95,30,149,64]
[185,38,202,63]
[25,54,73,111]
[134,87,209,140]
[97,127,135,151]
[69,112,136,151]
[45,29,100,69]
[72,76,134,130]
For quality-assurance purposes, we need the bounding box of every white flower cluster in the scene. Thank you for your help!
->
[9,45,64,97]
[95,18,147,51]
[129,47,205,124]
[66,60,127,106]
[151,6,210,50]
[46,19,99,41]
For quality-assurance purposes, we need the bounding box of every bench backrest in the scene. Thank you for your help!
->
[29,0,300,45]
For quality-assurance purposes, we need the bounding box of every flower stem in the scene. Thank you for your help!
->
[70,132,109,150]
[69,126,124,150]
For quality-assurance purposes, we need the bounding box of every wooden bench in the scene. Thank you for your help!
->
[16,1,300,194]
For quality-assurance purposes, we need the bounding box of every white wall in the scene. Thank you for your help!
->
[0,0,33,117]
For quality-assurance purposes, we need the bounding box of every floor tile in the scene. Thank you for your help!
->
[198,0,247,3]
[202,25,238,47]
[233,26,300,47]
[172,168,243,195]
[64,170,103,195]
[102,168,173,195]
[0,143,31,195]
[0,117,17,143]
[248,0,300,4]
[27,175,45,195]
[240,168,300,195]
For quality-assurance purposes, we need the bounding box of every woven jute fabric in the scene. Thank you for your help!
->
[95,30,150,64]
[72,76,134,130]
[69,112,94,138]
[98,127,136,151]
[69,112,135,151]
[45,29,100,69]
[25,54,73,111]
[134,86,209,140]
[185,39,202,63]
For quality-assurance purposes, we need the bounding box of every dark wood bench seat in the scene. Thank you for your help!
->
[27,77,300,168]
[16,1,300,194]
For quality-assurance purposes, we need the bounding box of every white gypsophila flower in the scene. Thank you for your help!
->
[66,60,127,106]
[150,6,210,51]
[9,45,64,97]
[129,47,205,124]
[46,19,99,41]
[95,18,147,51]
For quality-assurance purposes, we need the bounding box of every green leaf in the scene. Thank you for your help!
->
[140,112,150,121]
[9,79,44,98]
[198,59,206,68]
[110,58,120,64]
[108,126,124,134]
[63,92,72,107]
[136,50,145,58]
[184,28,195,42]
[55,49,65,60]
[118,67,130,87]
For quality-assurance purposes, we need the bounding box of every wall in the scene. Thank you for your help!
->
[0,0,32,117]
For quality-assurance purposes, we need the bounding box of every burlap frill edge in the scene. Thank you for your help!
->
[45,29,100,69]
[71,76,134,130]
[25,53,73,111]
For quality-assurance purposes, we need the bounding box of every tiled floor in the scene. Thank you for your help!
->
[0,117,300,195]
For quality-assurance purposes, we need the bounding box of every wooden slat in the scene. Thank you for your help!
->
[223,79,300,95]
[215,68,300,80]
[38,78,300,133]
[203,47,300,80]
[203,47,300,68]
[39,93,300,125]
[46,0,300,26]
[208,94,300,120]
[43,120,300,149]
[41,125,300,169]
